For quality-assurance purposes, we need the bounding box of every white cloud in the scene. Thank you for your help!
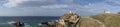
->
[3,0,56,8]
[40,4,68,9]
[107,0,120,4]
[2,0,73,8]
[2,0,70,9]
[65,0,73,3]
[1,0,120,16]
[3,0,29,7]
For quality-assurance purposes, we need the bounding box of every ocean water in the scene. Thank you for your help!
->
[0,16,60,27]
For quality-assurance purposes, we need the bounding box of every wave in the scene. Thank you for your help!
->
[38,20,58,26]
[7,21,16,24]
[55,20,58,22]
[24,23,32,27]
[0,21,32,27]
[0,21,15,25]
[38,23,42,26]
[38,23,46,26]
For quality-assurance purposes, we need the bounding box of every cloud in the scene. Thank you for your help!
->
[40,4,68,9]
[77,1,120,14]
[0,0,74,16]
[3,0,57,8]
[1,0,120,16]
[3,0,29,7]
[107,0,120,4]
[2,0,74,8]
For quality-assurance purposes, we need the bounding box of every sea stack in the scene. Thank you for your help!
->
[12,21,25,27]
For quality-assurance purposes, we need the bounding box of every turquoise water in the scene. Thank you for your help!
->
[0,16,60,27]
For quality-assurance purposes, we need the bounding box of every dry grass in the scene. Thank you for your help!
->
[90,13,120,27]
[76,13,120,27]
[76,17,103,27]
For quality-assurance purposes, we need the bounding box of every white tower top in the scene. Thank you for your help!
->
[104,10,111,13]
[69,10,73,13]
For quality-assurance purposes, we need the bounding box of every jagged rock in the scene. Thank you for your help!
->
[55,11,81,27]
[41,11,81,27]
[13,21,25,27]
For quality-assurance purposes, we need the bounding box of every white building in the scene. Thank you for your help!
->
[104,11,111,13]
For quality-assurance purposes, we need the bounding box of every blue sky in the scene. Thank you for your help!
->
[0,0,120,16]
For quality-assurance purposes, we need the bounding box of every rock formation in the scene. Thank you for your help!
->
[13,21,25,27]
[56,11,81,27]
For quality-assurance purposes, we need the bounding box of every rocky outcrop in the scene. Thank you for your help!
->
[55,11,81,27]
[41,11,81,27]
[13,21,25,27]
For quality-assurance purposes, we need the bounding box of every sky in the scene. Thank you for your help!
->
[0,0,120,16]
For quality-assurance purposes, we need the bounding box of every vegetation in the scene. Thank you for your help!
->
[76,13,120,27]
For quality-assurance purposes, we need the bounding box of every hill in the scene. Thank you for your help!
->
[76,16,105,27]
[90,13,120,27]
[76,13,120,27]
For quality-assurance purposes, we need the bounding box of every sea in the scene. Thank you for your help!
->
[0,16,60,27]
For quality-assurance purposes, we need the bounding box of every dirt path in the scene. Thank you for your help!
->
[84,16,105,27]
